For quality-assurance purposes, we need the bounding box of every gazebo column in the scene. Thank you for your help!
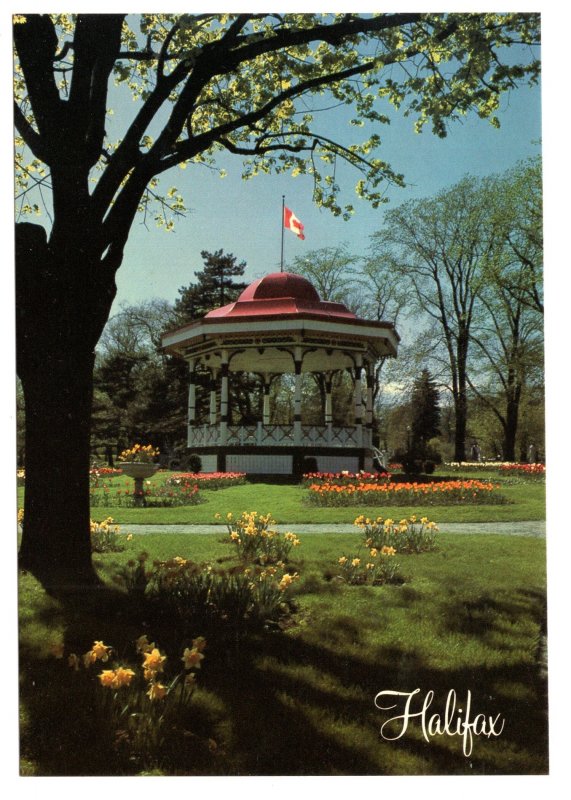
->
[365,361,374,446]
[219,350,229,446]
[324,372,333,443]
[263,374,271,425]
[209,369,218,426]
[353,355,363,447]
[293,347,302,446]
[187,359,196,447]
[324,373,333,424]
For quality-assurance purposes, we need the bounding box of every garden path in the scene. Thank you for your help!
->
[123,521,546,537]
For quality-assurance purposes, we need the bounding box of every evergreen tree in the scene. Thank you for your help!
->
[410,369,441,450]
[173,250,248,324]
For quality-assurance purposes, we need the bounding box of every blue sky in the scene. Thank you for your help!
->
[111,86,542,313]
[106,20,542,314]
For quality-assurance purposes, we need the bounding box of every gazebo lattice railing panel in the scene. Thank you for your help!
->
[188,423,371,449]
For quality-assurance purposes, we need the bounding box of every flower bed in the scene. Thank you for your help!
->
[166,472,246,490]
[498,463,545,477]
[306,479,508,506]
[302,470,390,486]
[444,461,545,477]
[90,467,123,487]
[90,480,204,507]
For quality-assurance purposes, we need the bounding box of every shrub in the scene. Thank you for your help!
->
[303,457,318,474]
[393,445,441,475]
[186,453,203,473]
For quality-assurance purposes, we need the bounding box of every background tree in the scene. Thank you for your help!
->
[372,176,498,461]
[91,299,181,461]
[467,162,544,461]
[291,245,358,304]
[14,12,540,588]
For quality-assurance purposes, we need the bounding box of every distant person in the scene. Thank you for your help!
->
[528,443,537,464]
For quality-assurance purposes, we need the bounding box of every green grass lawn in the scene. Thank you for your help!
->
[19,527,548,776]
[16,472,545,525]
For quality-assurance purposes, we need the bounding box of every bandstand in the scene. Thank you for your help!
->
[162,271,399,477]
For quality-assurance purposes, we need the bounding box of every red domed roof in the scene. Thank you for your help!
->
[239,272,320,304]
[204,271,356,320]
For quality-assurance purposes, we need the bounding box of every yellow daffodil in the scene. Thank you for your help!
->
[146,682,167,701]
[113,667,136,688]
[182,647,205,670]
[135,634,154,654]
[142,647,166,674]
[351,558,361,567]
[338,556,348,565]
[370,548,378,557]
[278,572,298,591]
[98,670,117,688]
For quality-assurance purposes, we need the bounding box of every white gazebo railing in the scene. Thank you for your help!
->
[188,423,371,449]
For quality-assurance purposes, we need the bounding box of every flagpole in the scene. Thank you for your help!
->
[280,195,285,272]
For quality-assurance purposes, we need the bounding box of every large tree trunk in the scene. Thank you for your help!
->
[453,389,468,463]
[502,377,522,463]
[19,350,100,589]
[16,222,116,591]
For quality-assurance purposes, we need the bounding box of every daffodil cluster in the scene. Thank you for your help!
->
[355,514,439,554]
[223,510,301,564]
[90,516,131,552]
[51,633,210,769]
[116,553,300,630]
[336,543,400,586]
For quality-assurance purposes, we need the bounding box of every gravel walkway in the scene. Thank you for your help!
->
[122,520,545,537]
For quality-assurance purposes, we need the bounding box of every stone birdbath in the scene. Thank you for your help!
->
[119,462,159,507]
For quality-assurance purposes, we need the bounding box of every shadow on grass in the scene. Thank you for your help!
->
[19,576,548,777]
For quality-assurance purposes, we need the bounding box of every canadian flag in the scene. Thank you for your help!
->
[284,206,305,240]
